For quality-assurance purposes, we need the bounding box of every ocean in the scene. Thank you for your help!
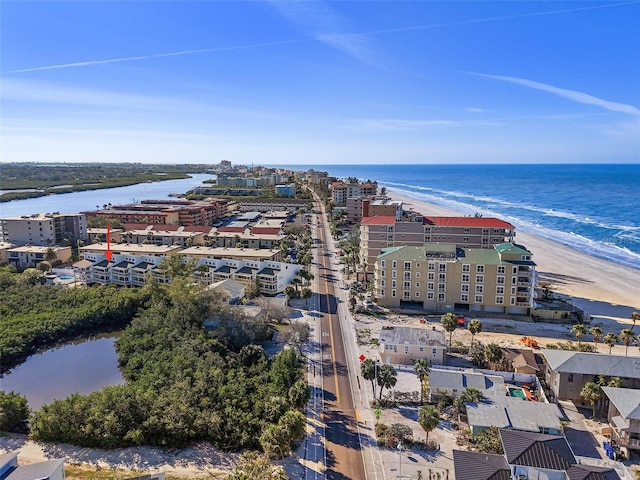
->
[276,164,640,271]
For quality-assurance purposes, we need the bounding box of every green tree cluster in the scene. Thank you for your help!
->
[29,282,309,452]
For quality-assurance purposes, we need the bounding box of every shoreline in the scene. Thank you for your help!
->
[387,190,640,327]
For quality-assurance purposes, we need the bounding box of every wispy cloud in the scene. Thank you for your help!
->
[466,107,485,113]
[473,73,640,115]
[6,1,636,75]
[267,0,378,66]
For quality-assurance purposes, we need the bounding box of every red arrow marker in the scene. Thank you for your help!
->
[105,224,113,261]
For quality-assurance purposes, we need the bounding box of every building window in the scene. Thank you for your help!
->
[415,282,420,288]
[416,262,421,268]
[460,293,469,302]
[511,287,517,295]
[392,270,397,278]
[513,266,518,274]
[462,273,470,282]
[381,280,386,287]
[432,348,437,356]
[476,274,484,283]
[496,296,504,304]
[419,347,424,352]
[416,272,421,279]
[461,284,469,292]
[510,297,516,305]
[392,280,397,288]
[512,277,517,284]
[438,283,446,292]
[438,273,446,282]
[415,291,420,298]
[404,261,411,270]
[568,374,574,383]
[427,292,434,300]
[392,289,396,297]
[381,260,386,268]
[428,272,435,280]
[521,255,531,261]
[475,295,483,303]
[428,262,435,271]
[462,264,470,272]
[404,271,411,280]
[427,282,434,291]
[438,263,446,272]
[437,293,445,302]
[475,285,484,293]
[497,265,506,274]
[477,265,485,273]
[403,281,411,289]
[497,276,505,284]
[403,291,411,300]
[496,286,504,294]
[392,261,397,269]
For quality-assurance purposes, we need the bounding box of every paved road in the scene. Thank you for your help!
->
[313,197,367,480]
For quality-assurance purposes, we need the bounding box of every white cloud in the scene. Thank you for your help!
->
[474,73,640,115]
[466,107,485,113]
[268,0,379,66]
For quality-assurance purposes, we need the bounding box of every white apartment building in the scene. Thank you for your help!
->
[0,213,86,246]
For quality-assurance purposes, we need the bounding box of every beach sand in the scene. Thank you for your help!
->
[388,191,640,338]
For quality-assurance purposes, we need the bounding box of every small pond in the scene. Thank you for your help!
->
[0,334,124,410]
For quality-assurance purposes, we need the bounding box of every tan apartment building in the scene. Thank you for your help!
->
[346,197,403,223]
[330,181,377,205]
[0,213,86,246]
[378,326,446,365]
[373,242,535,315]
[359,215,516,280]
[179,246,282,262]
[6,245,72,269]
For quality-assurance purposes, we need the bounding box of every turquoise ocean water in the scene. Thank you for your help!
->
[275,164,640,271]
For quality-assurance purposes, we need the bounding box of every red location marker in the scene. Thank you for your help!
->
[105,224,113,261]
[359,354,366,362]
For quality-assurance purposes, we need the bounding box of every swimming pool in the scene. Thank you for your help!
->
[58,274,75,281]
[508,387,527,399]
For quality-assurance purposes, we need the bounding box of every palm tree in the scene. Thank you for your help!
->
[468,319,482,346]
[414,359,430,404]
[458,387,485,420]
[441,313,458,352]
[620,328,637,356]
[580,381,601,418]
[44,247,57,264]
[590,326,603,351]
[301,287,312,307]
[631,311,640,332]
[361,358,377,398]
[290,277,302,293]
[418,405,440,443]
[571,324,587,350]
[376,364,398,401]
[484,343,503,369]
[604,333,618,354]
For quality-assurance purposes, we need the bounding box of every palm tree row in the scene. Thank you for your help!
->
[572,323,638,356]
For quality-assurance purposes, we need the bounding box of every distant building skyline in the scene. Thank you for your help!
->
[2,1,638,164]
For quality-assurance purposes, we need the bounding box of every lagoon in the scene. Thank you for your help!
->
[0,335,124,410]
[0,174,214,218]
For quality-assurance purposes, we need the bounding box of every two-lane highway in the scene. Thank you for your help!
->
[312,197,366,480]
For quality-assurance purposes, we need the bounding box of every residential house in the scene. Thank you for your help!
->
[207,279,246,304]
[503,348,541,375]
[602,386,640,453]
[466,395,565,436]
[542,351,640,402]
[378,325,446,365]
[428,368,506,400]
[0,451,65,480]
[454,429,623,480]
[373,242,535,315]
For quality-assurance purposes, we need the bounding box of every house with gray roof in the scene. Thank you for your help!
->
[541,350,640,402]
[428,368,506,400]
[467,395,565,436]
[378,326,446,365]
[207,279,246,305]
[454,429,623,480]
[602,386,640,453]
[0,452,64,480]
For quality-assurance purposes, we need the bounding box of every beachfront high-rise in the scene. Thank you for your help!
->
[373,242,535,315]
[358,214,516,282]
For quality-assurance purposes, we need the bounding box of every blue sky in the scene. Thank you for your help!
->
[1,1,639,165]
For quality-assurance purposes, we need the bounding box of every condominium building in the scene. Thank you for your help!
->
[82,199,228,226]
[0,213,86,246]
[330,181,378,205]
[373,242,535,315]
[6,245,72,269]
[358,214,516,280]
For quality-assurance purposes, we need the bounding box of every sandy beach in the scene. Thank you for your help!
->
[388,191,640,336]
